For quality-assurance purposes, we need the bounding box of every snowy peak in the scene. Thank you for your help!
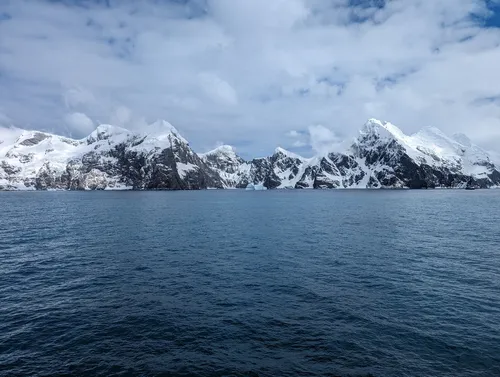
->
[273,147,305,161]
[360,118,386,135]
[409,125,493,169]
[201,144,238,158]
[358,118,408,144]
[1,128,81,162]
[215,144,236,153]
[82,120,191,154]
[87,124,130,144]
[4,128,71,148]
[351,118,402,160]
[357,119,469,160]
[1,127,43,158]
[199,145,245,167]
[199,144,247,186]
[147,119,188,144]
[351,118,498,180]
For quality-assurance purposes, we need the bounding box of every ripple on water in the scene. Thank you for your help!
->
[0,190,499,377]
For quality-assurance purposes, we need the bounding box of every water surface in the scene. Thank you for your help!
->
[1,190,499,377]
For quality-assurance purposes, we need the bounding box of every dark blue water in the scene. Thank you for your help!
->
[1,190,500,377]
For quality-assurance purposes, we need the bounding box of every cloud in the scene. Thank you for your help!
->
[63,87,96,109]
[0,111,11,125]
[64,112,94,134]
[199,72,238,105]
[292,140,307,148]
[0,0,499,155]
[110,106,132,126]
[308,124,343,155]
[285,129,310,150]
[286,130,301,138]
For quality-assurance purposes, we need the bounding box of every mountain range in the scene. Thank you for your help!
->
[1,118,499,190]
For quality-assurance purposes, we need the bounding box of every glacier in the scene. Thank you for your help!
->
[1,118,499,190]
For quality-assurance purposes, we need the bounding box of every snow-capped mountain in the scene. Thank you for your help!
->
[0,120,221,190]
[199,145,249,188]
[1,118,499,190]
[348,119,500,188]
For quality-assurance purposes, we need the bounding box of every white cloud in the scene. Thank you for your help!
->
[110,106,132,127]
[199,72,238,105]
[308,124,343,155]
[0,0,499,155]
[63,87,96,109]
[292,140,307,148]
[286,130,301,138]
[64,112,94,134]
[0,111,11,125]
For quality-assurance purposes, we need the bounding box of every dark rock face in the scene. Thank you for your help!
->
[18,153,34,163]
[330,154,366,187]
[70,136,225,190]
[19,132,50,146]
[249,158,281,188]
[35,162,69,190]
[203,151,245,174]
[248,151,306,189]
[1,161,21,176]
[270,151,302,178]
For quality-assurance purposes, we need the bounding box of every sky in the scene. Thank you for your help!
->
[1,0,500,158]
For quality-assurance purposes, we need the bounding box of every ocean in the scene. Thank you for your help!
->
[1,190,499,377]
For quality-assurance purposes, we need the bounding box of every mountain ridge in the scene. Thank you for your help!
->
[1,119,499,190]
